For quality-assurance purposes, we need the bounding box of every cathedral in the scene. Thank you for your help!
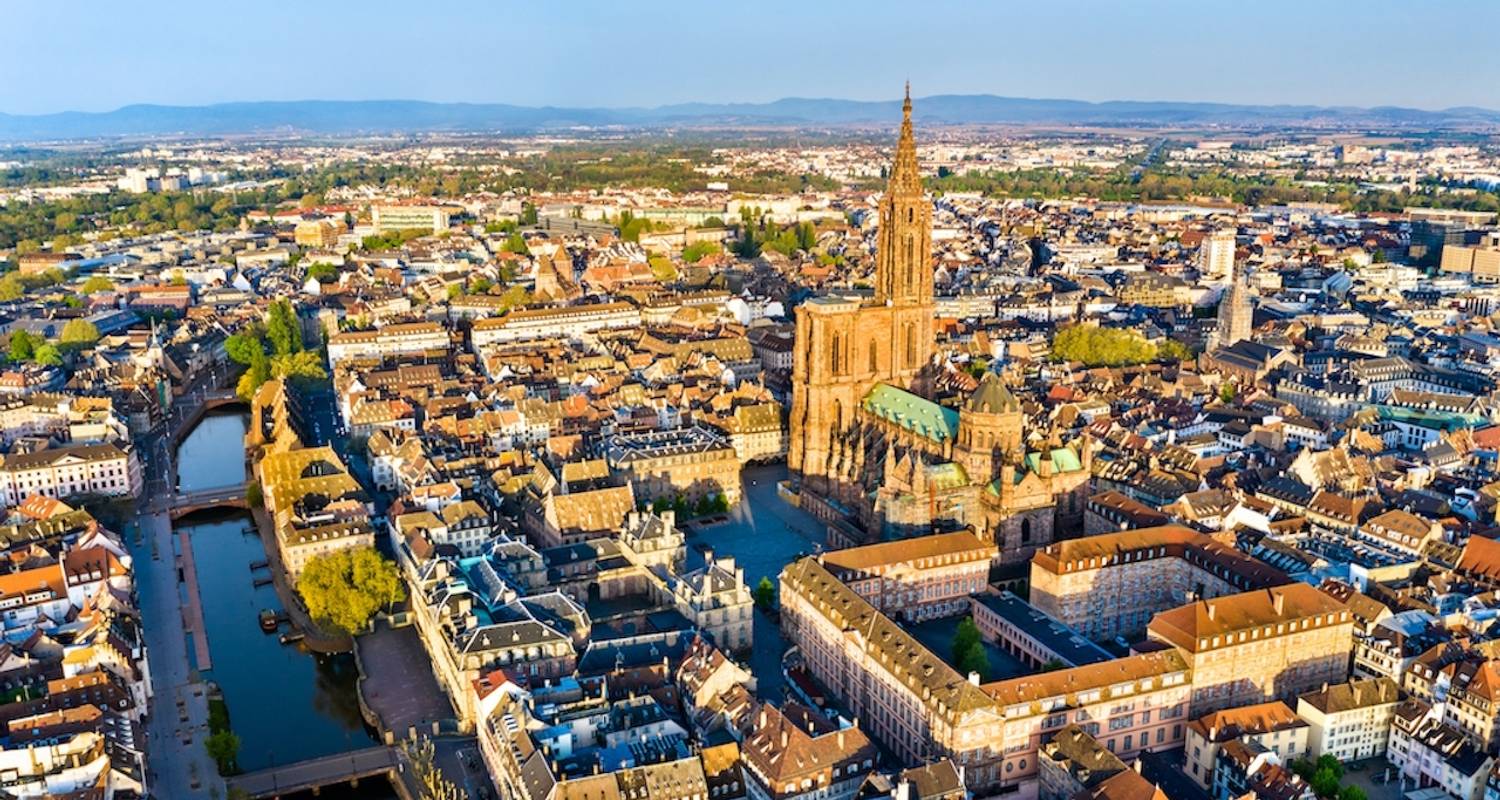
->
[787,88,1092,564]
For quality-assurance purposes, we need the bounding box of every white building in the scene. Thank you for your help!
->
[1297,678,1399,762]
[0,443,141,506]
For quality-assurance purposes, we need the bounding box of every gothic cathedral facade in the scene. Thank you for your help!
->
[787,88,1093,564]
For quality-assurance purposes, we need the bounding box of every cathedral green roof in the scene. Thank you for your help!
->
[1025,448,1084,475]
[862,383,959,443]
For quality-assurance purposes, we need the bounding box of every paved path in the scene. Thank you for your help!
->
[138,509,223,798]
[176,530,212,671]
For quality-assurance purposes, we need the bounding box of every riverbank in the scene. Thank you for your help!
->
[249,502,353,653]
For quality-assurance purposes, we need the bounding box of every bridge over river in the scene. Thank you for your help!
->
[226,745,400,799]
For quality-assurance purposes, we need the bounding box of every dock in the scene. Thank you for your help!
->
[176,530,213,671]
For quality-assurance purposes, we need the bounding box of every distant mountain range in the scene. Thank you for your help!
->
[3,95,1499,141]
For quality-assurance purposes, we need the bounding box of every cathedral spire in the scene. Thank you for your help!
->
[889,83,921,196]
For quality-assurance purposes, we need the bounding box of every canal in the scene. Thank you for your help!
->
[684,462,825,702]
[171,410,377,772]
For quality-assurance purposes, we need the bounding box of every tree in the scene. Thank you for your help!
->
[80,275,114,294]
[521,202,538,226]
[1050,326,1158,366]
[265,298,302,356]
[0,275,23,301]
[1310,768,1340,799]
[297,547,405,635]
[235,347,271,402]
[244,481,263,508]
[1156,338,1192,362]
[499,285,531,310]
[682,241,721,263]
[1338,787,1367,800]
[1219,382,1238,404]
[270,351,327,387]
[305,262,337,283]
[59,319,100,348]
[957,642,990,681]
[753,577,776,610]
[502,233,529,255]
[225,329,265,366]
[204,730,240,775]
[1313,755,1344,782]
[952,617,981,664]
[32,344,61,367]
[7,330,35,362]
[649,256,677,282]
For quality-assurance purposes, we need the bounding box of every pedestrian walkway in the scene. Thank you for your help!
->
[177,530,212,671]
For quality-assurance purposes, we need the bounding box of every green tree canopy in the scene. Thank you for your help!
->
[957,642,990,681]
[1051,326,1164,367]
[79,275,114,294]
[502,233,530,254]
[59,318,100,348]
[0,275,24,301]
[205,730,241,775]
[952,617,981,664]
[682,241,722,263]
[270,351,327,387]
[33,344,61,366]
[305,262,338,283]
[7,330,36,362]
[297,547,405,635]
[753,576,776,610]
[265,298,302,356]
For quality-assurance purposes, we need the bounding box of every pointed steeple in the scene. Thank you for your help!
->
[873,84,932,308]
[889,83,921,196]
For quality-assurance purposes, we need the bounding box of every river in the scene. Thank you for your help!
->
[170,410,379,773]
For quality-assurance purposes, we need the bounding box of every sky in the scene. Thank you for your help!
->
[5,0,1499,115]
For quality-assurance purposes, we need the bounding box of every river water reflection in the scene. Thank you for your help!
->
[171,410,376,771]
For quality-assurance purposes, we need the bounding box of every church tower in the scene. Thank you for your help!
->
[1211,259,1253,349]
[872,84,937,377]
[788,86,937,494]
[875,84,934,308]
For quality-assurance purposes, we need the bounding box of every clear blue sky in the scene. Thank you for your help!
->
[6,0,1498,115]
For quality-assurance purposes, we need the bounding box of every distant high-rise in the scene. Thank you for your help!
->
[1198,228,1236,281]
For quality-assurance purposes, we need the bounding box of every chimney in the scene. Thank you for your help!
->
[1273,589,1285,616]
[837,730,845,749]
[968,671,980,686]
[1206,602,1217,621]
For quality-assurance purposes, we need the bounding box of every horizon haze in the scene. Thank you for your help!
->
[4,0,1499,116]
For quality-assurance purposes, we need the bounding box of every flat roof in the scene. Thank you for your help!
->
[973,591,1112,667]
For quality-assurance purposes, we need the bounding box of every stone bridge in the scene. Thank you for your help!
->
[168,484,250,520]
[225,745,399,799]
